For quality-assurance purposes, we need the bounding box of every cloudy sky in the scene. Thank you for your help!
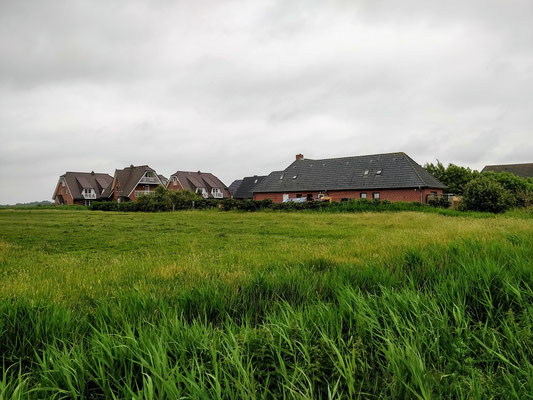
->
[1,1,532,203]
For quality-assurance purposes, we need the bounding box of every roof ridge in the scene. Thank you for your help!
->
[299,152,405,163]
[484,162,533,167]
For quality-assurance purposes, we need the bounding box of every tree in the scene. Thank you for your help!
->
[165,190,200,211]
[424,161,475,195]
[461,175,515,213]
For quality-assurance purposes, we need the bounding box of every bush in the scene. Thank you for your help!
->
[461,175,515,213]
[428,196,451,209]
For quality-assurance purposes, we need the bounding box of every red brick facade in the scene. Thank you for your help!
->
[53,181,75,205]
[254,188,443,203]
[127,183,160,201]
[166,179,184,191]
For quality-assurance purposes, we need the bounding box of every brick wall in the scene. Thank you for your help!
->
[54,181,74,205]
[254,188,443,204]
[127,183,161,201]
[167,179,184,191]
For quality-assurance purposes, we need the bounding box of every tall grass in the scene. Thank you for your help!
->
[1,210,533,398]
[1,236,533,398]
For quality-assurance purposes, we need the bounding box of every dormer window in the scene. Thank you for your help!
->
[196,187,208,198]
[211,188,223,199]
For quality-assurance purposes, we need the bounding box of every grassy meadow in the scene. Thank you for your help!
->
[1,209,533,398]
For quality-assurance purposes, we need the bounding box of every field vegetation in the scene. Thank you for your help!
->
[1,209,533,399]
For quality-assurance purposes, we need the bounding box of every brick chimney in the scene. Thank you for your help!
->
[296,154,304,160]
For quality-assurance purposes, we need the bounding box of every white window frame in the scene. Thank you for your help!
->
[211,187,223,199]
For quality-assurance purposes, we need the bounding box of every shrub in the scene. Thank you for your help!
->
[461,175,515,213]
[428,196,451,209]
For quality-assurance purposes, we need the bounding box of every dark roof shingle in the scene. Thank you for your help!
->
[482,163,533,178]
[253,152,446,193]
[233,175,268,199]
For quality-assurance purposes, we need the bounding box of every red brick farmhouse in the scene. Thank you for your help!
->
[101,165,165,202]
[252,152,447,203]
[167,171,231,199]
[53,172,113,206]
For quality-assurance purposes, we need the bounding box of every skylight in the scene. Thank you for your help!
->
[364,170,369,176]
[292,175,297,179]
[279,174,284,180]
[376,170,382,175]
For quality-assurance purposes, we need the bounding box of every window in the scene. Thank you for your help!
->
[341,198,349,202]
[360,192,367,199]
[172,176,178,185]
[306,194,313,201]
[373,192,380,199]
[212,188,223,198]
[364,170,369,176]
[196,187,208,198]
[296,194,302,198]
[145,185,150,191]
[317,193,324,199]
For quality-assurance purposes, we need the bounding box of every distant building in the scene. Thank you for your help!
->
[167,171,231,199]
[230,175,268,199]
[253,152,447,203]
[158,175,169,187]
[53,172,113,206]
[482,163,533,179]
[228,179,243,198]
[101,165,165,202]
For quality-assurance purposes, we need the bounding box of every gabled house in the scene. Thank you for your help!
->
[102,165,164,202]
[228,179,243,198]
[53,172,113,206]
[167,171,230,199]
[230,175,268,199]
[158,175,169,187]
[253,152,447,203]
[482,163,533,179]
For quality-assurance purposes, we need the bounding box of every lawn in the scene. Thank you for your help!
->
[1,209,533,398]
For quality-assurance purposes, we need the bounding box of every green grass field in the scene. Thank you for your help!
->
[1,209,533,399]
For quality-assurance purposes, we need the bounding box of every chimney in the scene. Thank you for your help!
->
[296,154,304,161]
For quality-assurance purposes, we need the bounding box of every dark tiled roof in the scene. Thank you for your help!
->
[233,175,268,199]
[253,152,446,193]
[61,172,113,200]
[102,165,160,198]
[482,163,533,178]
[170,171,231,198]
[158,175,169,185]
[228,180,243,197]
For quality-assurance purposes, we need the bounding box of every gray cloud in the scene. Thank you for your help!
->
[1,0,532,203]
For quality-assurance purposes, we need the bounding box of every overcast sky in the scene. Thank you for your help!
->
[1,1,532,203]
